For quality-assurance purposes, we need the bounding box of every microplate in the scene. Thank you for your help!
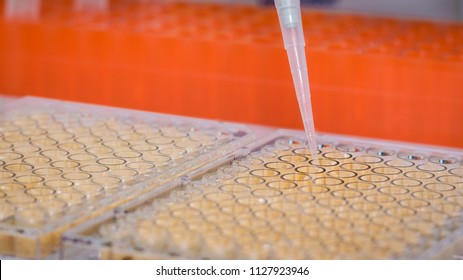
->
[0,97,253,258]
[0,95,16,106]
[62,130,463,260]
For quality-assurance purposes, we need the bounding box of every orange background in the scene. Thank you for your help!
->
[0,0,462,147]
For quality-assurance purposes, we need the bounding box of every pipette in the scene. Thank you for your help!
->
[274,0,318,163]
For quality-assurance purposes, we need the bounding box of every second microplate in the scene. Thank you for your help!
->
[0,97,254,258]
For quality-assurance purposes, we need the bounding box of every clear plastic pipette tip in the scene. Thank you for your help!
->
[275,0,318,164]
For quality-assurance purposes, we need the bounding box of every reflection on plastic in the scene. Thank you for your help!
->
[74,0,108,13]
[5,0,41,21]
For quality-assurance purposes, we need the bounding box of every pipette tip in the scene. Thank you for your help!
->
[305,130,319,166]
[275,0,319,164]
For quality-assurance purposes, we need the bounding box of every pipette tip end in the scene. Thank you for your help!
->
[306,134,319,166]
